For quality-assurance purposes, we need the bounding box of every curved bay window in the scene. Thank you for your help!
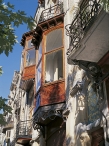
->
[44,28,64,83]
[25,39,36,67]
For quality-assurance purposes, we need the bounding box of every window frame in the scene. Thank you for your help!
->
[36,42,42,92]
[6,130,11,138]
[42,25,64,85]
[24,36,36,68]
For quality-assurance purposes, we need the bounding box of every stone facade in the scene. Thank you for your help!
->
[2,0,109,146]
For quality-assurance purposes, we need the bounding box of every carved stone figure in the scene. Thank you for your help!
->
[79,132,91,146]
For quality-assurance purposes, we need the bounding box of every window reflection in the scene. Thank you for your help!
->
[26,49,35,66]
[45,49,63,83]
[87,82,100,123]
[45,28,63,83]
[26,39,33,49]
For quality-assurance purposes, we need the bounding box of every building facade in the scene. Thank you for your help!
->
[20,0,66,145]
[2,0,109,146]
[65,0,109,146]
[2,71,21,146]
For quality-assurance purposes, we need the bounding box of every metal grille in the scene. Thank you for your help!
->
[16,120,32,137]
[66,0,102,55]
[39,2,63,23]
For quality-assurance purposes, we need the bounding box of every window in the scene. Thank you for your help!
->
[45,28,63,83]
[36,61,42,91]
[46,28,63,52]
[26,39,33,49]
[25,38,36,67]
[26,49,35,66]
[45,49,63,82]
[7,130,11,138]
[36,43,42,92]
[35,94,40,112]
[87,82,100,123]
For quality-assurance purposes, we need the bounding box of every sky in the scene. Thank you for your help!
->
[0,0,38,99]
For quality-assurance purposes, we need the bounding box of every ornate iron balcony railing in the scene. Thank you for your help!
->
[16,120,32,137]
[66,0,102,55]
[39,2,63,23]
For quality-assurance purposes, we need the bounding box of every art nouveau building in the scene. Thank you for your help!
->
[20,0,65,145]
[2,71,21,146]
[0,126,5,146]
[2,0,109,146]
[65,0,109,146]
[18,0,109,145]
[16,30,36,146]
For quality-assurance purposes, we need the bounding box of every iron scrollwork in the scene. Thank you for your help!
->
[66,0,102,55]
[33,104,65,137]
[39,2,63,23]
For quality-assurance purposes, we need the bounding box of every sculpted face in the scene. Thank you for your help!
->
[79,132,91,146]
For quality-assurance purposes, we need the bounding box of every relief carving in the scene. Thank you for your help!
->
[79,132,91,146]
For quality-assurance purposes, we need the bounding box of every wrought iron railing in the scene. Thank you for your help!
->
[66,0,102,55]
[39,2,63,23]
[16,120,32,137]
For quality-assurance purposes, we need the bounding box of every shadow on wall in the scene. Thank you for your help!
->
[47,119,66,146]
[66,65,78,110]
[66,135,74,146]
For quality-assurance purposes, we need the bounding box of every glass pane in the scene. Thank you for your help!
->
[26,49,35,66]
[46,28,63,52]
[87,83,100,123]
[36,61,42,92]
[34,94,40,113]
[45,49,63,83]
[27,39,34,49]
[38,43,42,61]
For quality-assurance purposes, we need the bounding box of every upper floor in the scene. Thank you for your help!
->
[65,0,109,64]
[19,0,65,128]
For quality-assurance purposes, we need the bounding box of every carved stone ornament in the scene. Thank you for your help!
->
[79,131,91,146]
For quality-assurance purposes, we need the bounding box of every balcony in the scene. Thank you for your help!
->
[33,102,65,129]
[66,0,109,63]
[38,2,64,31]
[2,122,14,133]
[39,2,63,23]
[16,120,32,145]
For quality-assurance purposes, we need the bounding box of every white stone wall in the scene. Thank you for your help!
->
[0,127,5,146]
[64,0,109,145]
[34,5,44,25]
